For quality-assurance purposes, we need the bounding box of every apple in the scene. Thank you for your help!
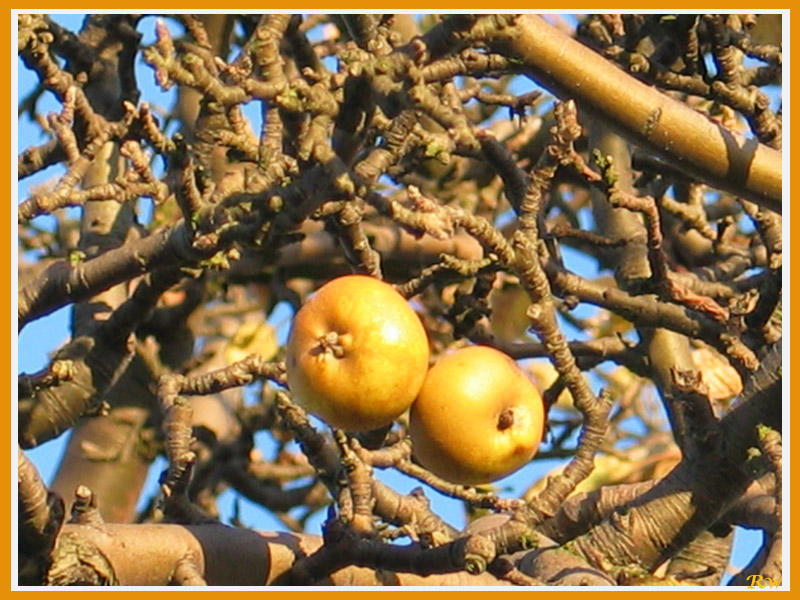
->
[409,345,544,484]
[286,275,430,432]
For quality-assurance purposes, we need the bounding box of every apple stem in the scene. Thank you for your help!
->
[497,407,515,431]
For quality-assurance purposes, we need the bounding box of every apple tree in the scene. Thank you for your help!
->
[17,13,782,586]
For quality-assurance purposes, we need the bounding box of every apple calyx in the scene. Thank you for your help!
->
[497,407,515,431]
[311,331,351,359]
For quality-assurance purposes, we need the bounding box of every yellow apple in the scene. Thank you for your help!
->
[286,275,430,432]
[409,345,544,484]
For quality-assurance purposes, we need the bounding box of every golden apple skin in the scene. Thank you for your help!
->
[286,275,430,432]
[409,345,544,484]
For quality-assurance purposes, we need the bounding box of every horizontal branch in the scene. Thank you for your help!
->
[17,223,204,330]
[49,523,511,586]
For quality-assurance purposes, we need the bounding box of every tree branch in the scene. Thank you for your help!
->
[499,15,781,212]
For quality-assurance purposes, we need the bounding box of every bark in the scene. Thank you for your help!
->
[500,15,781,212]
[567,343,781,574]
[47,523,511,586]
[18,13,783,587]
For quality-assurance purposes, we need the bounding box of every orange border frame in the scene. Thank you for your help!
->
[6,5,793,597]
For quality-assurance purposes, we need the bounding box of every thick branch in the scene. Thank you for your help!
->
[500,15,781,212]
[18,223,205,330]
[48,523,510,586]
[566,342,781,575]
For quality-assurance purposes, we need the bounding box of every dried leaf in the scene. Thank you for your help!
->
[692,346,743,402]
